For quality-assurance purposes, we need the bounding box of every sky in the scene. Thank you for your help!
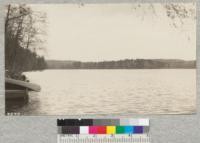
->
[31,3,196,61]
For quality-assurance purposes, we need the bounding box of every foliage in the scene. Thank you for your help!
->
[5,4,47,78]
[47,59,195,69]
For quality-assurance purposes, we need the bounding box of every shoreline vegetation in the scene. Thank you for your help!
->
[5,5,47,81]
[46,59,196,69]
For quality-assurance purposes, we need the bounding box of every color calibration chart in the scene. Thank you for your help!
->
[57,118,150,143]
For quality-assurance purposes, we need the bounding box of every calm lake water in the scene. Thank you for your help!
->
[9,69,196,115]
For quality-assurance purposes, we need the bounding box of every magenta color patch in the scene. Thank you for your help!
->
[89,126,98,134]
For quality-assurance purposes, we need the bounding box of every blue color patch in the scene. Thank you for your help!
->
[124,126,134,134]
[134,126,143,134]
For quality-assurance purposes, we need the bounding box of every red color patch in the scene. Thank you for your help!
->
[97,126,106,134]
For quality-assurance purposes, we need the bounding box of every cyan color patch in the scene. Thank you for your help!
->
[124,126,134,134]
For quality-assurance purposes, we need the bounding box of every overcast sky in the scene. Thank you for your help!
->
[31,3,196,61]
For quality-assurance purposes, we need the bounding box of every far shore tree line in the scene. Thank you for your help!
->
[46,59,196,69]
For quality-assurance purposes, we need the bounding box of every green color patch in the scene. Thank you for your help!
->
[116,126,125,134]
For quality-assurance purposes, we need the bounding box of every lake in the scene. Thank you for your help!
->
[7,69,196,115]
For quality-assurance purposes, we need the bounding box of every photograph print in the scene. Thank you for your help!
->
[5,3,196,115]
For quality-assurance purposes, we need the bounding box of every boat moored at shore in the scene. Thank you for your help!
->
[5,78,41,102]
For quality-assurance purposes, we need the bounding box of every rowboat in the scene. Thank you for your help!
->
[5,78,41,100]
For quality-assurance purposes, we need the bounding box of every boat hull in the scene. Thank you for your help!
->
[5,89,29,102]
[5,78,41,92]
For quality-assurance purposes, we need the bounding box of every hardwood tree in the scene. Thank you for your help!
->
[5,4,47,79]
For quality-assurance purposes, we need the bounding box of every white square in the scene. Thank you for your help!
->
[139,119,149,126]
[80,126,89,134]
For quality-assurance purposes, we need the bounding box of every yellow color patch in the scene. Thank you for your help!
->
[106,126,116,134]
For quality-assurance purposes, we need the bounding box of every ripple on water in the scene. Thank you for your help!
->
[5,69,196,115]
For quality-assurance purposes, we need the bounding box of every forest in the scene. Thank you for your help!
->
[5,4,47,80]
[47,59,195,69]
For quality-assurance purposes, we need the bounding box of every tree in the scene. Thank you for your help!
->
[5,4,47,78]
